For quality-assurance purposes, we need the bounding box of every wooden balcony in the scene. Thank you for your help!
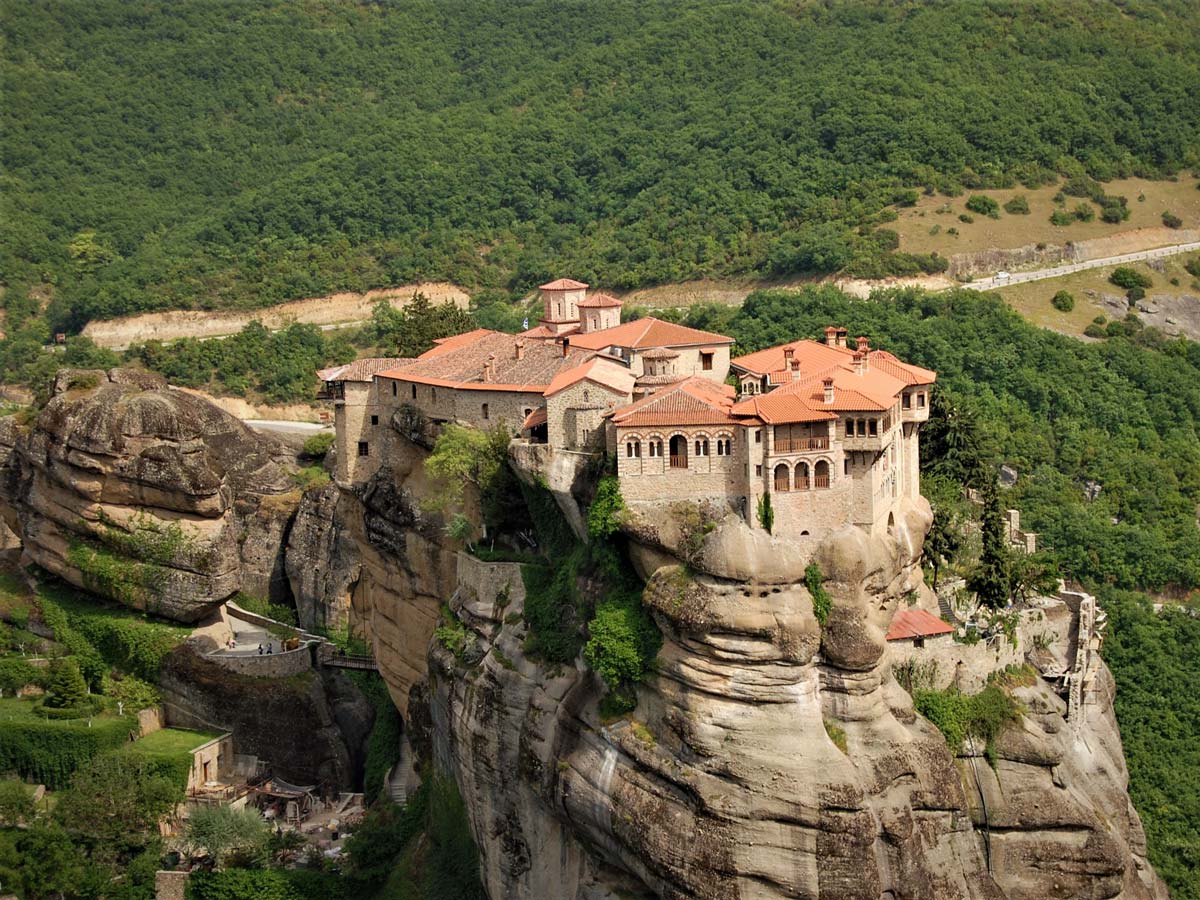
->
[670,455,687,469]
[772,436,830,453]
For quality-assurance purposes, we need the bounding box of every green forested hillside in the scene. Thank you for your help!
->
[3,0,1199,336]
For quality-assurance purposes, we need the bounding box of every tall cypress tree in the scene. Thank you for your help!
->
[968,477,1011,609]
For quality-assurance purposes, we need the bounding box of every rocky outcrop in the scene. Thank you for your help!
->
[0,369,298,621]
[286,483,361,631]
[159,639,373,789]
[408,493,1167,900]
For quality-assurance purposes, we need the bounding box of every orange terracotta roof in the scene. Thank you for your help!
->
[318,357,416,382]
[519,323,578,340]
[611,377,741,428]
[376,331,595,393]
[577,292,623,309]
[539,278,589,291]
[522,407,548,430]
[733,363,908,423]
[569,317,733,351]
[886,609,954,641]
[867,350,937,385]
[544,358,636,398]
[731,338,851,379]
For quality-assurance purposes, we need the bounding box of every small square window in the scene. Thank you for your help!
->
[371,415,379,426]
[700,351,714,371]
[357,442,369,457]
[754,429,761,444]
[482,403,490,419]
[755,464,762,476]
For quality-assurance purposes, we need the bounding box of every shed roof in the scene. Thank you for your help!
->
[317,357,415,383]
[885,608,954,641]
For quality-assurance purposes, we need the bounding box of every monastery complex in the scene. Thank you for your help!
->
[319,279,936,542]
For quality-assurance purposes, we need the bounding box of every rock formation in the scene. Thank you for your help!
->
[0,369,298,621]
[159,638,374,789]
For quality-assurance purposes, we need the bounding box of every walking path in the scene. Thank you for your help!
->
[965,240,1200,292]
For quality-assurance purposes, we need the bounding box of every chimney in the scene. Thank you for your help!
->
[853,351,864,376]
[824,326,838,347]
[823,377,835,404]
[784,346,795,365]
[836,327,848,348]
[856,336,870,353]
[482,353,496,382]
[790,358,800,373]
[561,337,570,358]
[515,338,525,361]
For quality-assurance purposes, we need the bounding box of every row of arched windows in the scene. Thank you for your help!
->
[773,460,831,492]
[623,432,735,467]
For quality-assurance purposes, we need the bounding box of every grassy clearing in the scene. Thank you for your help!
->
[994,255,1198,337]
[893,176,1200,258]
[127,726,219,755]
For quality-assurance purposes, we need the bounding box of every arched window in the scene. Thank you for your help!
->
[774,463,791,492]
[795,462,810,490]
[887,512,896,535]
[669,435,688,468]
[814,460,830,488]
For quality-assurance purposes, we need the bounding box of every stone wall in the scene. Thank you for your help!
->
[154,870,187,900]
[455,552,525,622]
[628,344,730,382]
[547,379,629,450]
[617,424,746,503]
[137,705,164,737]
[204,644,315,678]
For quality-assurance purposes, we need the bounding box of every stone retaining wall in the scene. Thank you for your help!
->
[204,644,314,678]
[455,552,526,622]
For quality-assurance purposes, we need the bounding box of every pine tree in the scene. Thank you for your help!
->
[44,657,88,709]
[967,478,1011,609]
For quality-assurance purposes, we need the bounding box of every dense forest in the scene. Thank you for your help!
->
[2,0,1199,339]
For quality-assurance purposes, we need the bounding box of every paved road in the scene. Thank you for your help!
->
[965,240,1200,292]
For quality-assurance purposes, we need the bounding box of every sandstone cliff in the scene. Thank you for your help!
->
[0,369,298,621]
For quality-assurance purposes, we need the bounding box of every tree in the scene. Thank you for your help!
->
[923,505,963,591]
[967,478,1011,609]
[756,491,774,533]
[920,387,986,486]
[43,657,88,709]
[0,779,35,827]
[56,754,179,860]
[14,824,88,900]
[1008,551,1060,603]
[423,424,512,531]
[965,195,1000,218]
[184,805,272,868]
[1110,267,1152,290]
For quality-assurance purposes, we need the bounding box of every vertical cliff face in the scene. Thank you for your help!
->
[411,495,1167,900]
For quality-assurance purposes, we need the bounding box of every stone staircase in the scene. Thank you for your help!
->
[385,736,415,805]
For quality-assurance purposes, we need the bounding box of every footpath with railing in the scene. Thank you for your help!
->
[965,240,1200,292]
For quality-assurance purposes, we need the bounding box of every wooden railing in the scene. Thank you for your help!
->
[773,436,829,453]
[670,455,687,469]
[814,474,830,488]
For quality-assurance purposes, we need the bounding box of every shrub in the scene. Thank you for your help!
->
[433,605,470,663]
[1050,209,1074,226]
[1084,323,1107,338]
[0,658,42,695]
[586,476,626,540]
[291,464,330,491]
[913,683,1019,757]
[824,719,848,754]
[965,195,1000,218]
[1110,267,1152,290]
[1003,195,1030,215]
[805,563,832,625]
[301,431,335,459]
[1184,256,1200,279]
[1051,290,1075,312]
[958,213,974,224]
[1073,202,1095,222]
[1101,202,1130,223]
[1162,211,1183,229]
[1127,286,1146,303]
[756,492,775,533]
[1093,315,1108,324]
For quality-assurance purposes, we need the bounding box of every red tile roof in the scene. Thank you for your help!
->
[577,292,623,309]
[519,323,579,340]
[569,317,734,351]
[318,357,415,382]
[376,331,595,393]
[731,339,852,380]
[544,358,636,398]
[420,328,497,359]
[611,377,743,428]
[522,407,548,430]
[539,278,589,291]
[886,608,954,641]
[866,350,937,386]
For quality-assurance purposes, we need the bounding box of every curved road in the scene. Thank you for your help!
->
[966,240,1200,292]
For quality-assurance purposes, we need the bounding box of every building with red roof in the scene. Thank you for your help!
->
[885,608,955,647]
